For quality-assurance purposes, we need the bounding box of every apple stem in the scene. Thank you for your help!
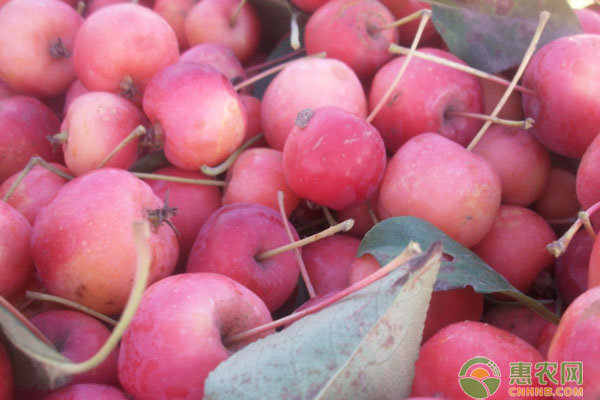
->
[466,11,550,151]
[234,51,327,92]
[366,10,430,124]
[2,156,74,202]
[225,242,423,346]
[47,131,68,149]
[579,211,597,240]
[546,217,577,225]
[98,125,147,169]
[372,9,428,33]
[201,133,265,176]
[26,291,118,327]
[290,11,301,50]
[388,45,538,97]
[367,201,379,225]
[547,201,600,257]
[256,218,354,260]
[446,111,534,129]
[321,206,337,226]
[277,191,316,298]
[245,48,305,75]
[229,0,247,26]
[76,0,85,14]
[11,221,152,375]
[132,172,227,187]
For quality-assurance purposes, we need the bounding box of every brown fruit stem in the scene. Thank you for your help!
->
[388,45,538,97]
[132,172,227,187]
[245,48,305,75]
[224,242,423,346]
[366,10,431,123]
[234,51,327,92]
[229,0,247,26]
[98,125,147,168]
[466,11,550,151]
[277,191,316,298]
[446,111,534,129]
[321,206,337,226]
[372,9,428,33]
[76,0,85,14]
[547,201,600,257]
[256,218,354,260]
[26,291,118,327]
[201,133,265,176]
[2,156,74,202]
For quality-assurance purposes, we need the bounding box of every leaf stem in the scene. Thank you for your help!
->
[256,218,354,260]
[201,133,264,176]
[367,10,430,123]
[25,291,118,327]
[224,242,424,346]
[245,48,305,75]
[2,157,73,202]
[132,172,227,187]
[388,45,537,97]
[277,191,316,298]
[234,51,327,92]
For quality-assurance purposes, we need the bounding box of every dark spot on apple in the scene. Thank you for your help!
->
[295,108,314,129]
[387,91,403,107]
[442,253,455,262]
[75,284,87,299]
[48,37,71,59]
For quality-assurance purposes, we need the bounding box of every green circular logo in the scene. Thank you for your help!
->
[458,357,502,399]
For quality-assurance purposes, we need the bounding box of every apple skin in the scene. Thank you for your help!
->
[369,48,484,153]
[548,287,600,398]
[282,107,386,211]
[305,0,398,80]
[0,331,13,400]
[179,43,247,85]
[31,168,179,315]
[0,201,33,299]
[576,131,600,228]
[153,0,196,50]
[41,384,129,400]
[184,0,260,63]
[223,147,300,217]
[471,125,550,206]
[471,205,555,294]
[187,203,300,312]
[60,91,147,176]
[0,0,83,97]
[555,230,591,305]
[143,62,246,170]
[575,8,600,34]
[522,34,600,158]
[535,167,579,221]
[0,163,70,225]
[0,96,62,183]
[118,272,273,400]
[379,0,439,46]
[144,166,222,269]
[30,310,119,386]
[261,58,367,151]
[411,321,546,399]
[73,3,179,104]
[378,133,501,248]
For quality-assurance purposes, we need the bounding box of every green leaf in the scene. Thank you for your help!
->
[204,243,442,399]
[357,216,559,324]
[426,0,582,73]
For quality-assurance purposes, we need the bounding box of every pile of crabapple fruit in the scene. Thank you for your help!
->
[1,0,600,398]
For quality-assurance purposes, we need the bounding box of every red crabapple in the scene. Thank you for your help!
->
[283,107,386,210]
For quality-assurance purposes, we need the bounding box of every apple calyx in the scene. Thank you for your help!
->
[119,75,139,100]
[48,37,72,59]
[147,190,180,236]
[295,108,314,129]
[47,131,68,151]
[139,123,166,151]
